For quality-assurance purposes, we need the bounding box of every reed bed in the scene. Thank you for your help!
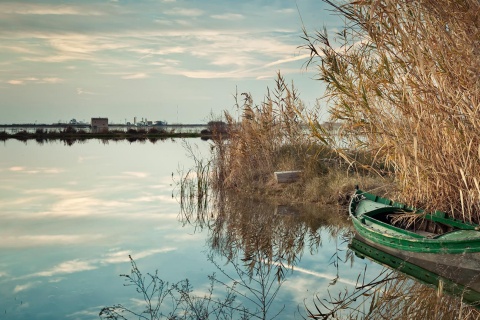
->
[211,72,310,194]
[211,72,385,203]
[302,0,480,222]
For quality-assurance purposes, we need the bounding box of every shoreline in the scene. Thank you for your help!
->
[0,130,212,142]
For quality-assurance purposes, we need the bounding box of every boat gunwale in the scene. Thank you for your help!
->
[349,189,480,253]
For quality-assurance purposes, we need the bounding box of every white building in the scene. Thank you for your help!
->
[91,118,108,133]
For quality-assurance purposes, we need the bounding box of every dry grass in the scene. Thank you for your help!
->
[302,0,480,222]
[211,72,311,194]
[210,72,387,204]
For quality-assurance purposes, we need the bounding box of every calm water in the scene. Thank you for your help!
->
[0,139,381,319]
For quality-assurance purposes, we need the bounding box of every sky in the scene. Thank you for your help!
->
[0,0,341,124]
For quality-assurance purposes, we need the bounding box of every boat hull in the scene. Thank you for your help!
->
[349,189,480,254]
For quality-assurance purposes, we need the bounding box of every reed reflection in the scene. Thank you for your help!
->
[176,156,358,319]
[304,236,480,320]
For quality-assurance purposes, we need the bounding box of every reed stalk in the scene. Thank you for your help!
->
[210,72,385,203]
[302,0,480,221]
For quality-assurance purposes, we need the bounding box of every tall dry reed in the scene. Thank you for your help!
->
[211,72,333,201]
[303,0,480,221]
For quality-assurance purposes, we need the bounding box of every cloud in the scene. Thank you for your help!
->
[76,88,95,95]
[121,73,149,80]
[0,3,104,16]
[49,36,125,54]
[41,77,64,83]
[276,8,296,14]
[9,166,26,171]
[292,265,358,286]
[13,281,41,293]
[7,80,24,85]
[1,22,306,80]
[264,53,311,68]
[130,195,167,202]
[1,45,38,54]
[66,309,102,318]
[0,234,106,248]
[210,13,244,21]
[46,197,130,217]
[34,259,97,277]
[7,77,65,85]
[164,7,203,17]
[8,166,65,174]
[0,0,322,97]
[19,247,176,279]
[100,248,176,265]
[131,47,186,60]
[122,171,149,178]
[77,155,100,163]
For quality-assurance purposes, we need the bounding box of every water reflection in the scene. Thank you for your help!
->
[0,140,211,319]
[305,235,480,319]
[4,134,173,146]
[349,236,480,308]
[102,192,355,319]
[174,162,357,318]
[0,139,385,319]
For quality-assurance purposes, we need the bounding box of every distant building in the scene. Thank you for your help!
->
[91,118,108,133]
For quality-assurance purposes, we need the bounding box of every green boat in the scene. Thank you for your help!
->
[349,188,480,254]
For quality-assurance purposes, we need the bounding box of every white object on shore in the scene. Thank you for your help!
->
[274,170,302,183]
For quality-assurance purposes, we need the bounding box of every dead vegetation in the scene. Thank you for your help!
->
[210,72,386,205]
[302,0,480,222]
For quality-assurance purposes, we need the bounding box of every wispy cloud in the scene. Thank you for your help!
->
[66,309,103,318]
[41,77,64,83]
[100,248,176,265]
[9,166,65,174]
[292,265,358,286]
[13,281,41,293]
[1,24,304,81]
[122,171,149,178]
[7,80,24,85]
[164,7,204,17]
[76,87,96,95]
[0,3,105,16]
[121,73,149,80]
[276,8,296,14]
[0,234,106,248]
[18,247,176,280]
[210,13,244,20]
[0,0,330,123]
[34,259,97,277]
[7,77,65,85]
[9,166,26,171]
[264,54,311,68]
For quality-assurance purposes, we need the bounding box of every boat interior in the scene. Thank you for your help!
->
[369,210,455,237]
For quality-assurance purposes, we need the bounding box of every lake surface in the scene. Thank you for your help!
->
[0,139,382,319]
